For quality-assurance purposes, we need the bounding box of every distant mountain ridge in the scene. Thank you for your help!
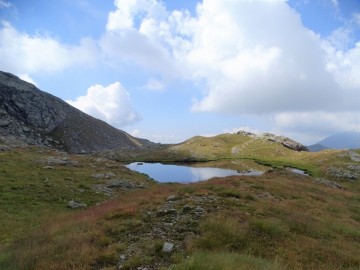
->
[309,131,360,151]
[0,71,152,153]
[307,143,329,152]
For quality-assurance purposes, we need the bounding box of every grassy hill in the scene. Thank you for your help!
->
[111,133,360,181]
[0,142,359,269]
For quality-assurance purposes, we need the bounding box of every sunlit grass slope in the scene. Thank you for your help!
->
[0,146,359,269]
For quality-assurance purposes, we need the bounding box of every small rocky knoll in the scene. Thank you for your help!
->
[0,71,152,153]
[237,131,308,152]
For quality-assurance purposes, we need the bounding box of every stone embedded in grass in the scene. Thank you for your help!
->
[107,180,135,190]
[162,242,174,253]
[92,172,116,179]
[157,209,177,217]
[314,178,342,189]
[67,200,87,209]
[167,195,177,201]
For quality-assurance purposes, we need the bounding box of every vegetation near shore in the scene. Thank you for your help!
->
[0,142,359,269]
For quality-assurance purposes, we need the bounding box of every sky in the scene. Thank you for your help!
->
[1,0,360,145]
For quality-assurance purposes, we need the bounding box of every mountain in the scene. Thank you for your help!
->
[0,71,152,153]
[307,143,329,152]
[315,132,360,150]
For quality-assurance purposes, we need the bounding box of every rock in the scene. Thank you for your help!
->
[260,133,308,152]
[67,200,87,209]
[326,166,359,181]
[314,178,342,189]
[107,180,135,190]
[94,185,113,196]
[157,209,177,217]
[181,205,193,213]
[236,131,256,137]
[0,120,10,127]
[348,151,360,162]
[167,195,177,201]
[92,172,116,179]
[162,242,174,253]
[22,127,30,132]
[194,206,204,213]
[39,156,79,167]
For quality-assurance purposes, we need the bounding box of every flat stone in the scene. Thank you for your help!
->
[107,180,135,190]
[67,200,87,209]
[162,242,174,253]
[0,120,11,127]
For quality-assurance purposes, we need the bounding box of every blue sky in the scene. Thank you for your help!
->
[1,0,360,144]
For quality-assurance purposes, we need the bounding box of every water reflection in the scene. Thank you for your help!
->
[126,162,263,183]
[286,168,309,176]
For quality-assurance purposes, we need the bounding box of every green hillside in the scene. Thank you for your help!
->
[0,141,359,269]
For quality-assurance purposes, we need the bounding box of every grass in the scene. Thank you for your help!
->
[0,145,359,269]
[169,251,285,270]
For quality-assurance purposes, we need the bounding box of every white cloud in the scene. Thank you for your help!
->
[127,128,183,143]
[330,0,339,8]
[106,0,167,31]
[130,129,141,137]
[102,0,360,113]
[182,0,343,113]
[141,78,165,91]
[274,112,360,144]
[0,21,98,75]
[100,0,360,141]
[67,82,141,127]
[224,126,262,135]
[18,73,37,86]
[0,0,12,8]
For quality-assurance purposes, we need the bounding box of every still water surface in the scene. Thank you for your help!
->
[126,162,263,183]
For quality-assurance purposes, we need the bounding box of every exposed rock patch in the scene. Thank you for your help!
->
[235,131,308,152]
[67,200,87,209]
[37,156,79,167]
[314,178,342,189]
[259,133,309,152]
[326,166,359,181]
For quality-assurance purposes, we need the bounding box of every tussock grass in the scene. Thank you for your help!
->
[169,251,285,270]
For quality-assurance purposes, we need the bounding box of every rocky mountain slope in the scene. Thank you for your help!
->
[0,71,152,153]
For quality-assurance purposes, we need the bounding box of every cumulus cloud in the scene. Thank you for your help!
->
[101,0,360,140]
[0,21,98,75]
[67,82,141,127]
[99,0,177,75]
[102,0,360,114]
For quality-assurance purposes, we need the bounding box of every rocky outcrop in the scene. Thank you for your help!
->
[236,131,308,152]
[259,133,308,152]
[0,71,152,153]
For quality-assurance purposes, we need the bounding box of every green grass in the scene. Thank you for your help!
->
[169,251,285,270]
[0,145,360,269]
